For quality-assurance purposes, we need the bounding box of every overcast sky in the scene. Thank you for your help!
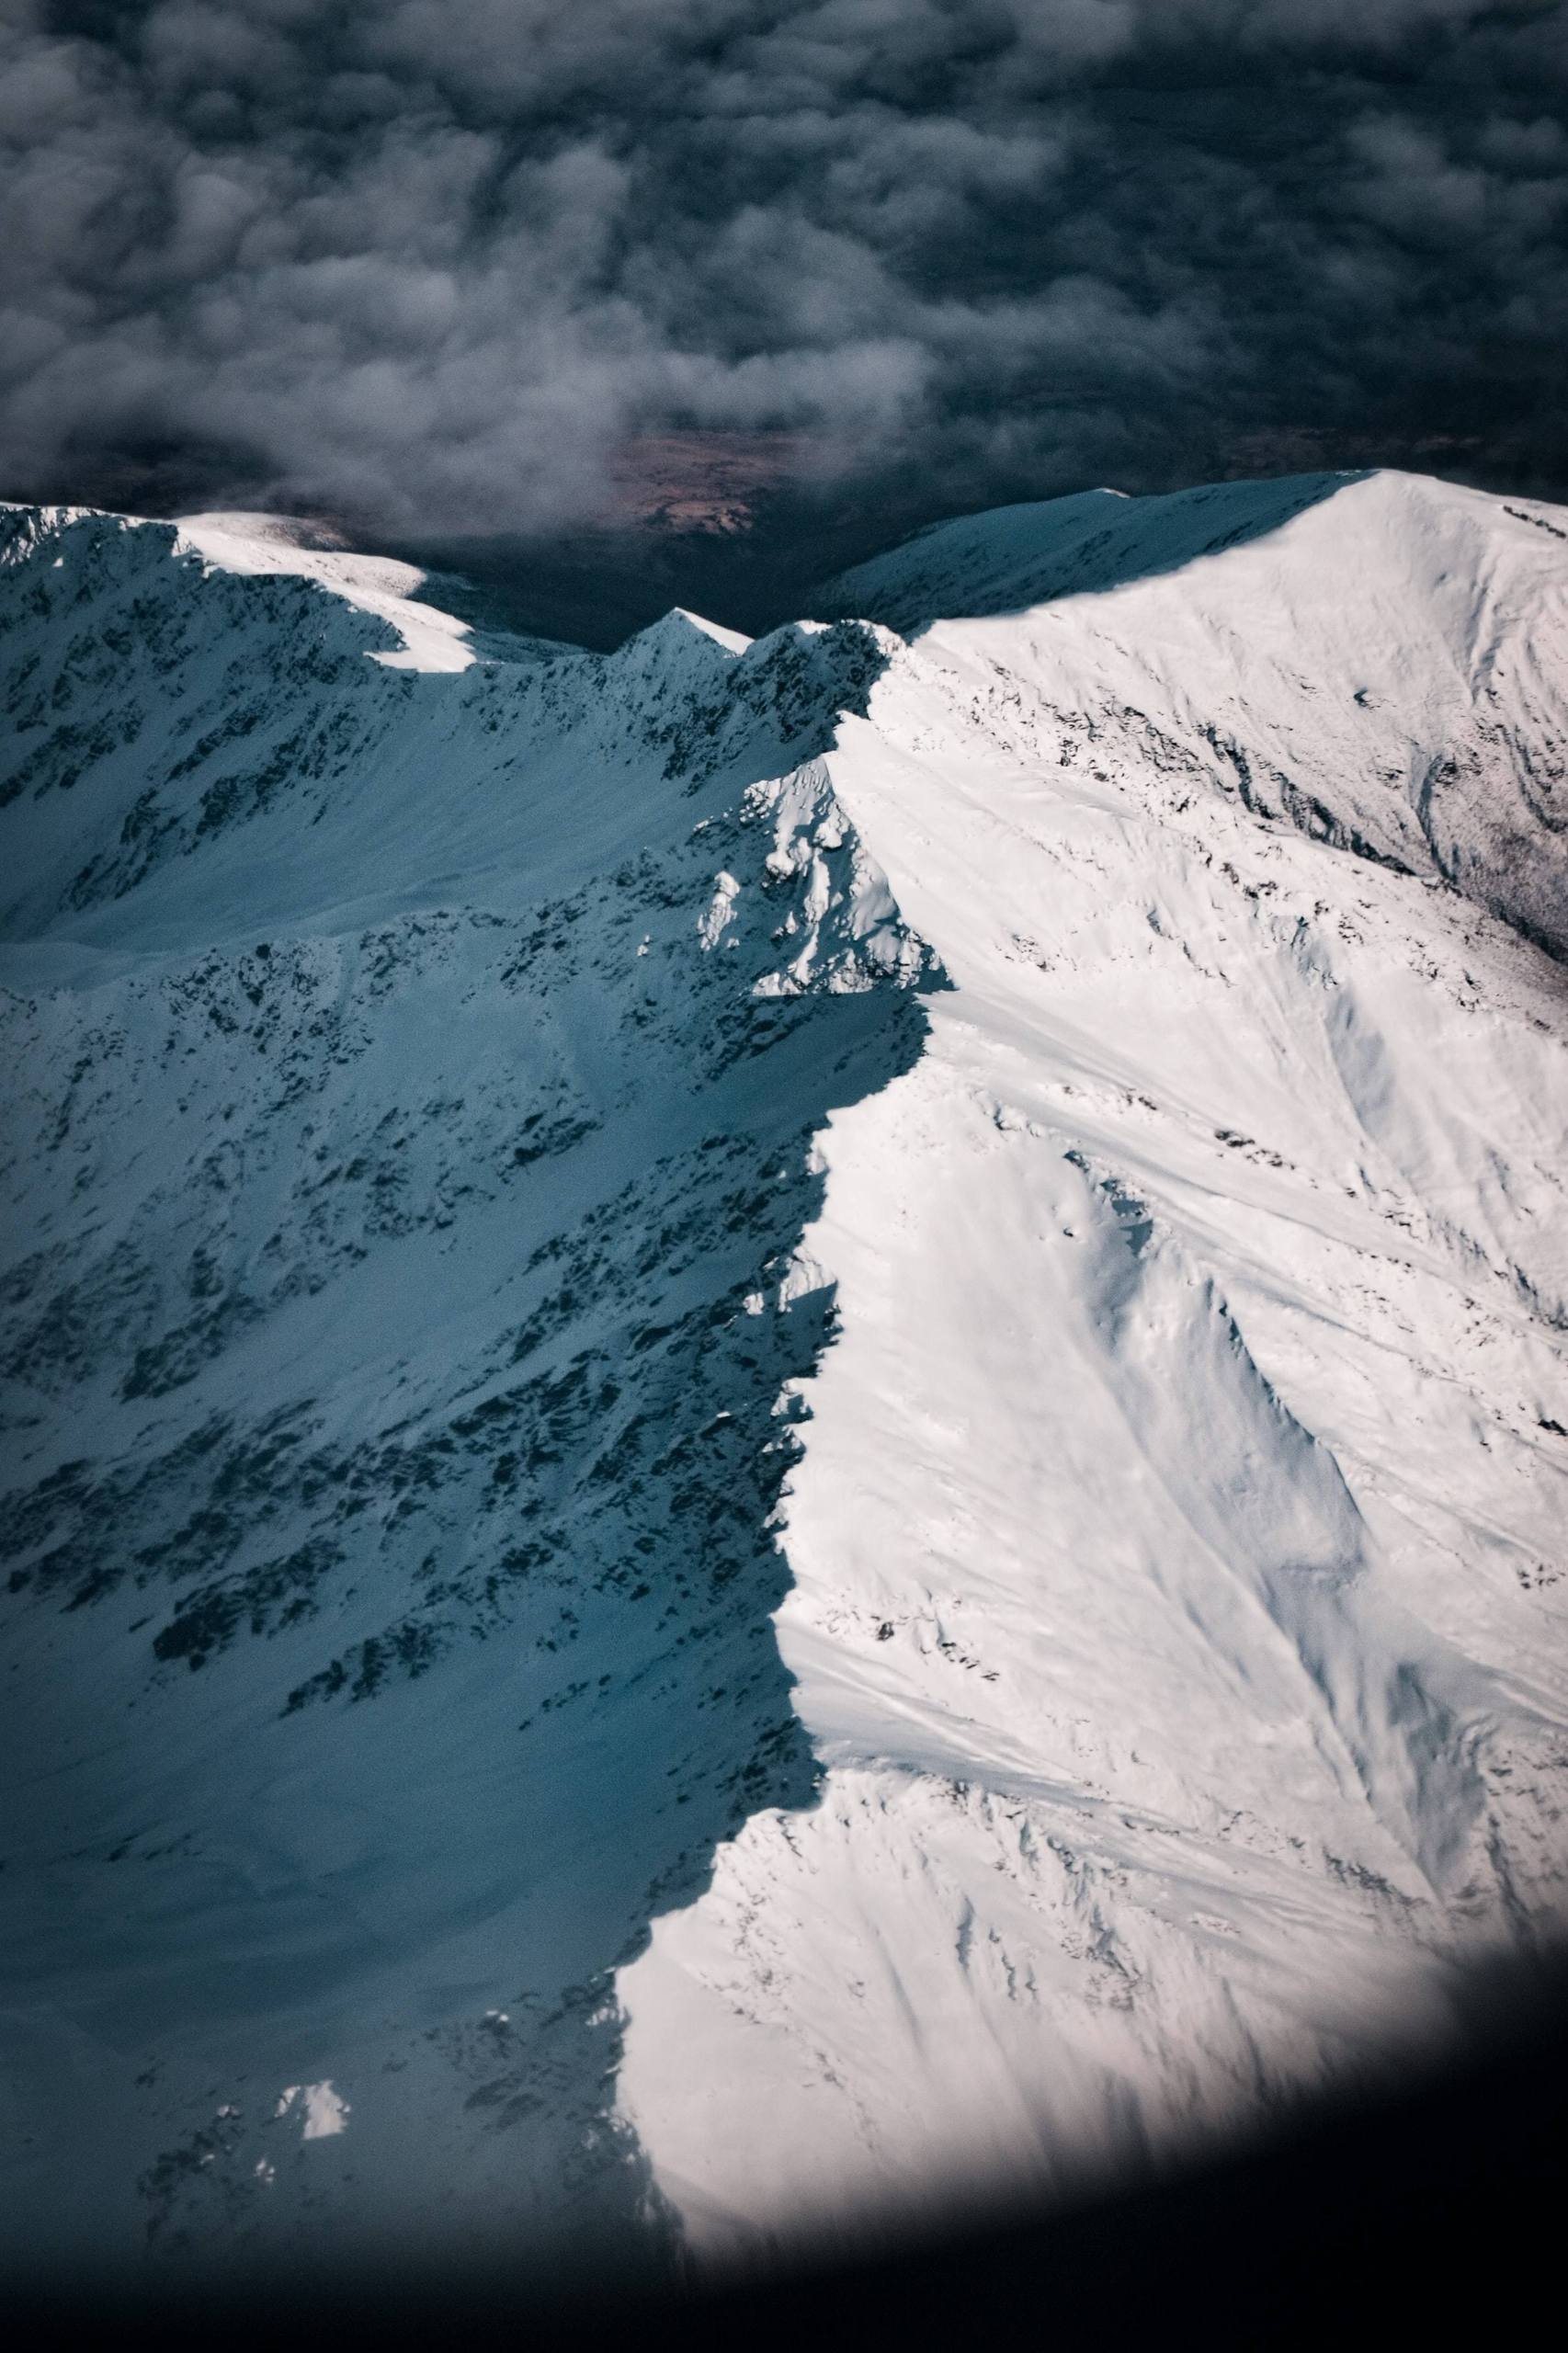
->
[4,1,1565,543]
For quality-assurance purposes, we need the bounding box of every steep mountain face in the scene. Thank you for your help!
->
[0,505,929,2274]
[819,471,1568,958]
[2,473,1566,2280]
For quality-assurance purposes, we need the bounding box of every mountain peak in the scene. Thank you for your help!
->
[174,508,476,673]
[2,470,1566,2279]
[624,603,753,659]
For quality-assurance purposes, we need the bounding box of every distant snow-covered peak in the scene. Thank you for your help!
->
[617,604,754,673]
[664,606,753,655]
[175,508,476,673]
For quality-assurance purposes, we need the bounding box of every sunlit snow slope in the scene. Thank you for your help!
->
[617,471,1568,2257]
[2,472,1566,2281]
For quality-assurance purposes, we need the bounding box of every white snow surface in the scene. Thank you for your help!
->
[620,467,1568,2258]
[173,511,478,673]
[276,2081,350,2141]
[1,470,1566,2279]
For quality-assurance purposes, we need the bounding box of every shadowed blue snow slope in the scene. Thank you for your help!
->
[0,506,932,2279]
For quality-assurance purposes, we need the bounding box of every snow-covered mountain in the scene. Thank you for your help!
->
[2,471,1565,2281]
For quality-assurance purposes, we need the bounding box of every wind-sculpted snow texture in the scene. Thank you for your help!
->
[818,471,1568,959]
[617,471,1568,2260]
[0,506,929,2274]
[3,474,1567,2282]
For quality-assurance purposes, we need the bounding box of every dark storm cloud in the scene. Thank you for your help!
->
[2,0,1564,535]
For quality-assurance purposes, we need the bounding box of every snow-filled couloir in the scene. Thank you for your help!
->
[1,471,1565,2280]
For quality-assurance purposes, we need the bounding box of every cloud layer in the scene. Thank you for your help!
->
[4,1,1565,536]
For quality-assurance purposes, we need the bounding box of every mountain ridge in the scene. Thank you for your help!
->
[1,469,1565,2275]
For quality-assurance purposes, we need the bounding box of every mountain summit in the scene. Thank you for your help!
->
[2,472,1565,2277]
